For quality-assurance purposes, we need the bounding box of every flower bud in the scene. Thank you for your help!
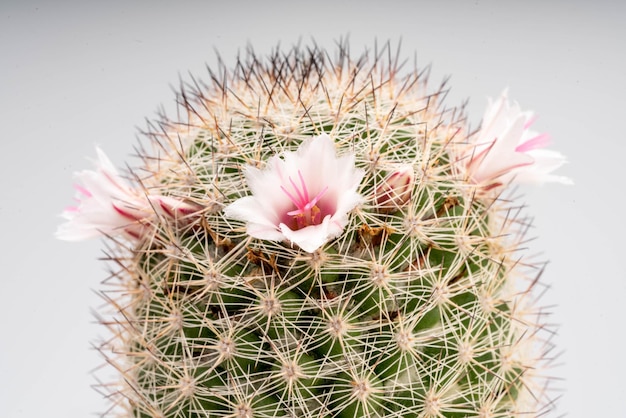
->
[375,165,414,213]
[153,195,203,220]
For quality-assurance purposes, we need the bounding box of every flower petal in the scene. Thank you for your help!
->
[224,196,285,241]
[279,216,333,253]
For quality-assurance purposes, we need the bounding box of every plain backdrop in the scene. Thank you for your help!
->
[1,1,624,417]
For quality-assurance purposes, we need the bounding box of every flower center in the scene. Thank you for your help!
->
[280,170,328,230]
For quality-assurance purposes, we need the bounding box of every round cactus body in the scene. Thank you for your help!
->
[63,42,564,418]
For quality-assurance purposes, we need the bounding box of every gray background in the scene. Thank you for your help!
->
[1,1,624,416]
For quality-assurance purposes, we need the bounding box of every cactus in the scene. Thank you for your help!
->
[58,42,568,417]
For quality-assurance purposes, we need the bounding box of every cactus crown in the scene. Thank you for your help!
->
[80,41,558,417]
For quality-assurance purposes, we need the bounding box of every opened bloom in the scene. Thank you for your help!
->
[224,133,364,253]
[57,148,202,241]
[463,90,571,187]
[56,148,154,241]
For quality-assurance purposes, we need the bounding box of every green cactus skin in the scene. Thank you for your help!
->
[96,42,555,418]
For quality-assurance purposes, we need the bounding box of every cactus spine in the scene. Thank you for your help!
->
[85,42,557,417]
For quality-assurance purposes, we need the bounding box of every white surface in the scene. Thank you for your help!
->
[1,1,624,416]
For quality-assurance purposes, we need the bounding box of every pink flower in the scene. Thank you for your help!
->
[463,90,571,187]
[224,133,364,253]
[57,148,202,241]
[56,148,154,241]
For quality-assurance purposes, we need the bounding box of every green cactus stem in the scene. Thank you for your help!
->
[81,41,559,418]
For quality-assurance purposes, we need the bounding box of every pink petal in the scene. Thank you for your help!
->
[74,184,92,198]
[515,133,550,153]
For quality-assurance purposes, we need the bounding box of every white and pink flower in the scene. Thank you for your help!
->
[224,133,364,253]
[56,148,201,241]
[462,90,571,188]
